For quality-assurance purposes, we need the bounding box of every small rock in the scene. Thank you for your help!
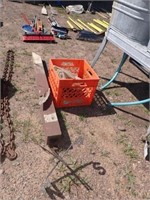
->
[90,150,96,155]
[90,132,95,136]
[0,169,4,175]
[0,3,3,8]
[117,126,126,132]
[12,161,20,166]
[132,163,136,170]
[141,135,146,142]
[65,195,70,200]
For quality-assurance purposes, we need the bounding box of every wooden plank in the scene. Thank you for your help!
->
[32,52,62,144]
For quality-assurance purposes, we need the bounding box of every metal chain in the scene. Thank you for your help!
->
[0,50,17,160]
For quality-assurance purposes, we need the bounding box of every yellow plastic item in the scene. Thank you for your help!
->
[93,19,108,29]
[77,19,96,33]
[87,23,103,32]
[67,20,74,29]
[68,17,84,29]
[102,20,109,25]
[76,20,88,30]
[97,19,109,28]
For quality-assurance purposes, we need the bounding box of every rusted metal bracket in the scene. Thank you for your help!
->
[32,52,62,144]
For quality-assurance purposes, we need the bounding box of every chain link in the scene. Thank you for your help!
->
[0,50,17,160]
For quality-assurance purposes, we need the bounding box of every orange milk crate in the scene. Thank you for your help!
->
[48,58,100,108]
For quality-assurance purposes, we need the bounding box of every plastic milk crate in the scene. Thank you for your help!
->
[48,58,99,108]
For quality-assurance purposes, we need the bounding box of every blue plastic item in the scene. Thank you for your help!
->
[22,24,34,34]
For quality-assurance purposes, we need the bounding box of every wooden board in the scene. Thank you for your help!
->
[32,52,62,144]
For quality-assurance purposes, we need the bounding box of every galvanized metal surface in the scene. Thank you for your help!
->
[32,52,61,143]
[111,0,149,46]
[148,40,150,52]
[92,0,150,73]
[106,29,150,73]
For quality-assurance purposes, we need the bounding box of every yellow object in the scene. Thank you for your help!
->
[102,20,109,25]
[75,21,84,30]
[97,19,109,28]
[68,17,84,30]
[93,19,108,29]
[77,19,97,33]
[67,20,74,29]
[87,23,103,32]
[76,21,88,30]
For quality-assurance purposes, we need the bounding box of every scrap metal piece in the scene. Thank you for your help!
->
[32,52,61,143]
[39,144,92,191]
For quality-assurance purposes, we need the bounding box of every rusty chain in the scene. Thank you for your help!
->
[0,49,17,160]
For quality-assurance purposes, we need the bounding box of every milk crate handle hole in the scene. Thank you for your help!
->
[87,70,93,76]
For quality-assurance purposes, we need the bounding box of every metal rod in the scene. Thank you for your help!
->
[91,35,108,67]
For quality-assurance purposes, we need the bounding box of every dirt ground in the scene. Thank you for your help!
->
[0,1,150,200]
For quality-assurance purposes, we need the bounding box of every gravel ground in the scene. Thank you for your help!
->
[0,1,150,200]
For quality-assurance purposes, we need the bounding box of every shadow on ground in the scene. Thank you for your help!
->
[47,90,115,150]
[44,160,106,199]
[1,79,18,100]
[48,90,116,149]
[60,90,116,117]
[101,71,149,111]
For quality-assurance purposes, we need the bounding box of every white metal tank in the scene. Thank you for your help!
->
[148,41,150,53]
[92,0,150,72]
[110,0,149,46]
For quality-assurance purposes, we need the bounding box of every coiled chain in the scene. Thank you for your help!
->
[0,50,17,160]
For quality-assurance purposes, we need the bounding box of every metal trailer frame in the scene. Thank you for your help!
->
[91,29,150,107]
